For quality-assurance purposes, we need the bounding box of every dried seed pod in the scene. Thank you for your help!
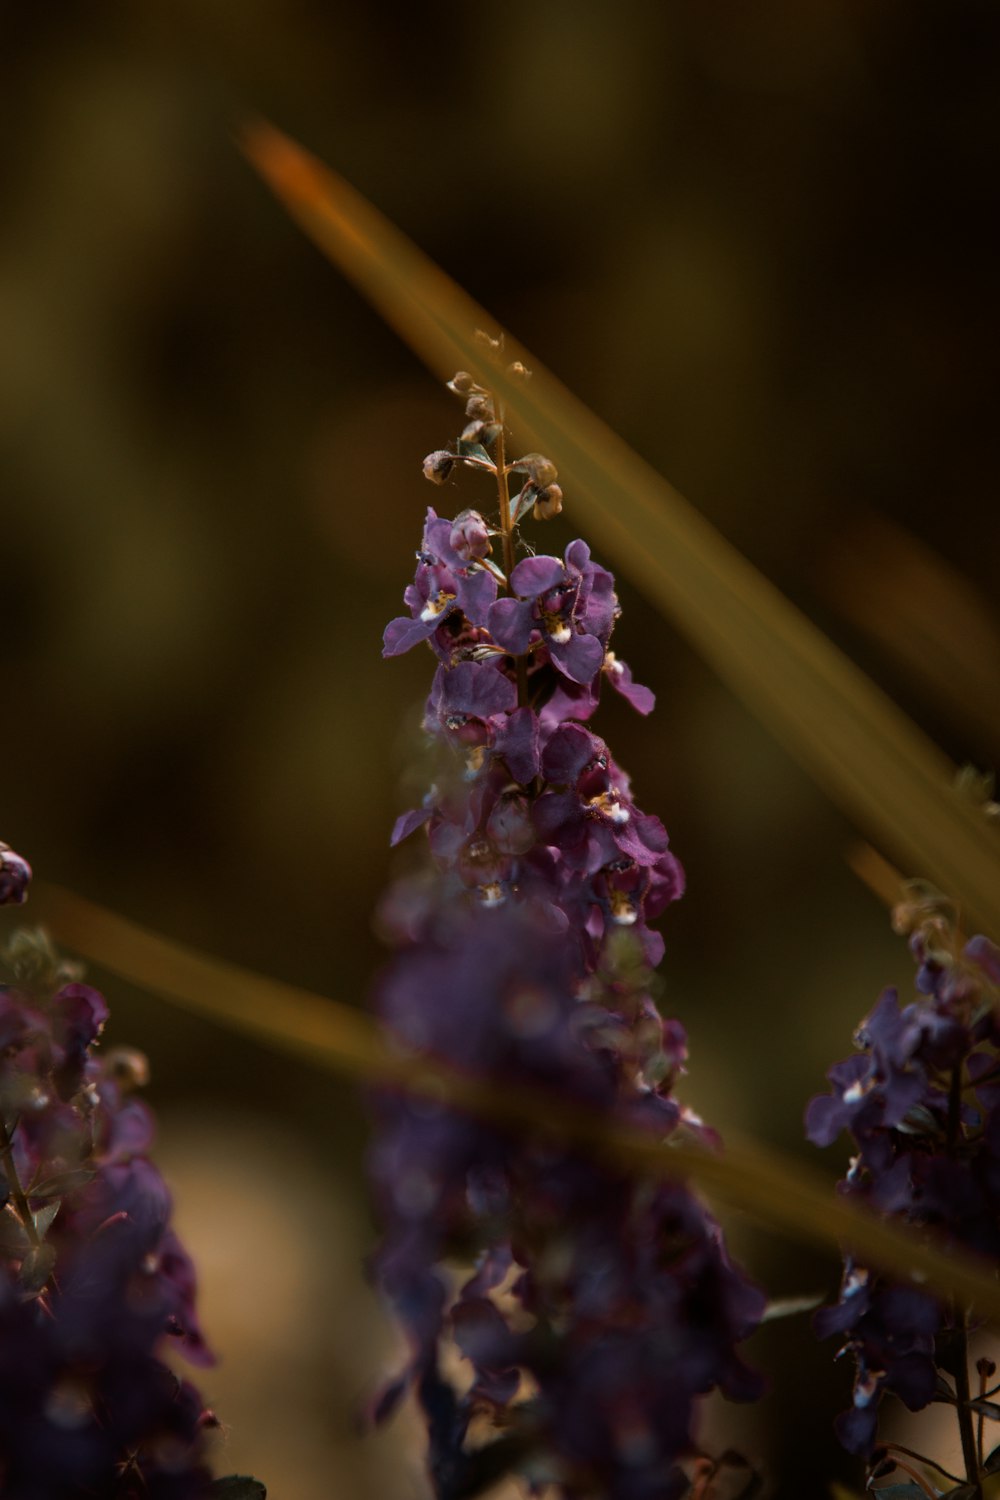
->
[103,1046,152,1093]
[422,450,455,485]
[515,453,558,489]
[446,371,475,395]
[465,393,494,422]
[532,483,563,521]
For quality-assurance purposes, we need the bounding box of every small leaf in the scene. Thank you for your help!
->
[968,1398,1000,1420]
[863,1487,932,1499]
[209,1479,266,1500]
[19,1241,57,1296]
[32,1202,61,1239]
[0,1204,30,1256]
[761,1292,825,1322]
[31,1167,95,1199]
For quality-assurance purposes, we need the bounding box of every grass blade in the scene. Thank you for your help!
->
[240,121,1000,939]
[31,880,1000,1320]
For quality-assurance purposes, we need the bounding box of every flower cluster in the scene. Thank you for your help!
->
[0,851,220,1498]
[807,881,1000,1477]
[372,360,764,1500]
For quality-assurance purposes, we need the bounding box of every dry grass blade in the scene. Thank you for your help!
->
[31,880,1000,1320]
[239,120,1000,940]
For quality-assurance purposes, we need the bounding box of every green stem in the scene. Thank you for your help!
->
[491,391,528,707]
[954,1311,982,1495]
[944,1064,982,1494]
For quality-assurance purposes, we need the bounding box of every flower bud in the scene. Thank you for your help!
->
[532,484,563,521]
[446,371,476,395]
[0,842,31,905]
[422,450,455,485]
[506,360,531,380]
[449,509,491,562]
[487,794,534,855]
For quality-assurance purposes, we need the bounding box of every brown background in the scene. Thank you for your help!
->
[2,2,999,1493]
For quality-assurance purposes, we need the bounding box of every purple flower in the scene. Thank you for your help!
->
[807,911,1000,1459]
[383,509,498,658]
[0,912,219,1495]
[375,393,761,1499]
[487,544,612,686]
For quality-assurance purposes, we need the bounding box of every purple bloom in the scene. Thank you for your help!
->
[383,508,498,658]
[375,389,761,1498]
[0,911,219,1496]
[807,908,1000,1461]
[487,543,612,686]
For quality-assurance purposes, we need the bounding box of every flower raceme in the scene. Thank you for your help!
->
[0,849,225,1498]
[807,881,1000,1489]
[372,358,765,1500]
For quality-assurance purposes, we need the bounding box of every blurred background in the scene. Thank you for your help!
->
[1,1,998,1493]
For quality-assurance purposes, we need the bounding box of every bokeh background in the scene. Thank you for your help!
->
[2,2,999,1494]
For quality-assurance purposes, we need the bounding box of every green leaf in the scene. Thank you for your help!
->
[0,1204,30,1257]
[31,1202,60,1239]
[864,1488,932,1499]
[19,1241,56,1296]
[31,1167,95,1199]
[209,1479,266,1500]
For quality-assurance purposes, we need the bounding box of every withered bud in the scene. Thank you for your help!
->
[506,360,531,380]
[465,393,494,422]
[532,484,563,521]
[977,1357,997,1378]
[520,453,558,488]
[449,509,492,562]
[474,330,503,353]
[461,421,502,448]
[104,1045,151,1093]
[422,450,455,485]
[446,371,475,395]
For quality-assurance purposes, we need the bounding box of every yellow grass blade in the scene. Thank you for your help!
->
[239,121,1000,940]
[32,880,1000,1321]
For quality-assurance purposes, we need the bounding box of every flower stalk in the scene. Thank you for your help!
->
[372,356,764,1499]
